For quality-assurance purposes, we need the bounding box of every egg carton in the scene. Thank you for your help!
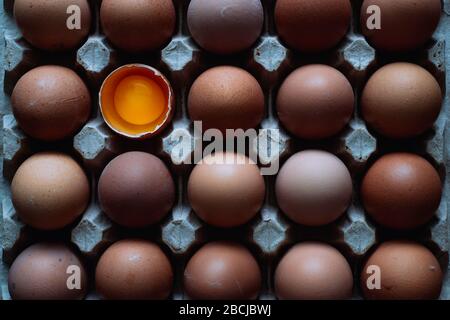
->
[1,0,450,300]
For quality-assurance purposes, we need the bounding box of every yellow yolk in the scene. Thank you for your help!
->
[114,75,166,125]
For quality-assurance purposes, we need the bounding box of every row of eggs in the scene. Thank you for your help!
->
[11,150,442,231]
[14,0,442,54]
[8,239,443,300]
[11,61,443,141]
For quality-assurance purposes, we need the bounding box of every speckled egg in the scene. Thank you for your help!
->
[188,66,265,132]
[12,65,91,141]
[14,0,92,51]
[96,239,173,300]
[9,243,87,300]
[361,241,443,300]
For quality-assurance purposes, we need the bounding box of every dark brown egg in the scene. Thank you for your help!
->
[12,65,91,141]
[96,239,173,300]
[188,152,265,228]
[11,152,90,230]
[188,66,265,132]
[8,243,87,300]
[361,153,442,230]
[100,0,176,52]
[275,150,352,226]
[275,0,352,52]
[275,242,353,300]
[361,0,441,52]
[184,242,261,300]
[14,0,91,51]
[361,63,442,139]
[361,241,443,300]
[98,152,175,228]
[277,65,354,139]
[187,0,264,54]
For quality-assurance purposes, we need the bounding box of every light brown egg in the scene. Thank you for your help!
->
[275,0,352,52]
[14,0,92,51]
[8,243,87,300]
[361,63,442,139]
[361,241,443,300]
[98,152,175,228]
[277,65,354,139]
[184,242,261,300]
[12,65,91,141]
[100,0,176,53]
[275,150,352,226]
[275,242,353,300]
[96,239,173,300]
[188,152,265,228]
[361,153,442,230]
[361,0,441,52]
[11,152,90,230]
[188,66,265,132]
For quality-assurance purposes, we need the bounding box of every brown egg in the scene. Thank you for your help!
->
[8,243,87,300]
[188,152,265,228]
[276,150,352,226]
[98,152,175,228]
[275,242,353,300]
[361,153,442,230]
[100,0,176,53]
[184,242,261,300]
[187,0,264,54]
[361,0,441,52]
[361,241,443,300]
[14,0,91,51]
[96,239,173,300]
[188,66,265,132]
[361,63,442,139]
[12,65,91,141]
[275,0,351,52]
[277,65,354,140]
[11,152,90,230]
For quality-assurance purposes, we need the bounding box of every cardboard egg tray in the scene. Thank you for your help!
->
[1,0,450,300]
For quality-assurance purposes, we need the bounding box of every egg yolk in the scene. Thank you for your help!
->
[114,75,166,125]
